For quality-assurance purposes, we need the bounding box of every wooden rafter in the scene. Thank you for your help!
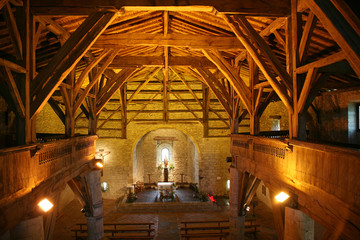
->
[128,67,161,104]
[96,68,137,115]
[304,0,360,78]
[168,89,203,124]
[171,67,203,109]
[202,49,252,113]
[30,11,117,119]
[0,66,25,117]
[108,56,215,68]
[4,3,22,59]
[297,67,318,114]
[74,49,112,96]
[74,48,120,114]
[93,33,244,50]
[48,97,65,124]
[299,12,317,64]
[224,14,293,114]
[196,68,232,117]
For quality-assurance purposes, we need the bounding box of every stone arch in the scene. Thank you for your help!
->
[132,128,199,185]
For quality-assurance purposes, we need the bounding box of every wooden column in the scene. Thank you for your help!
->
[249,54,260,135]
[85,170,104,240]
[88,69,98,135]
[229,167,246,240]
[16,0,36,145]
[119,84,127,139]
[203,84,210,137]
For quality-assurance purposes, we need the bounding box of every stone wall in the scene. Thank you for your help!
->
[96,123,231,199]
[133,129,197,184]
[307,89,360,144]
[260,101,289,132]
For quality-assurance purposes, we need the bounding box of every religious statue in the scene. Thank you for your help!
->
[164,155,168,168]
[163,155,168,182]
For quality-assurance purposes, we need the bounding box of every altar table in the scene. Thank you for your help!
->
[157,182,174,190]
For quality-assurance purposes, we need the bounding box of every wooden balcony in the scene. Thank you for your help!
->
[0,135,98,234]
[231,134,360,239]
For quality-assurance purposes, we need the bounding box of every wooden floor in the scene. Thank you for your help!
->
[53,191,277,240]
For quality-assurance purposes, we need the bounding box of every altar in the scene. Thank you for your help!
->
[157,182,174,190]
[157,182,176,201]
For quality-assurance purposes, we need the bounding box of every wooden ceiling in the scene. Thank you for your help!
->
[0,0,359,138]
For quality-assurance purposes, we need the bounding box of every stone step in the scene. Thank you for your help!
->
[116,201,222,213]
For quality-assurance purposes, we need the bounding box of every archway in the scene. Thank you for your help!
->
[132,128,199,185]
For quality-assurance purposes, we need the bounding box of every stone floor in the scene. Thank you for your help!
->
[53,188,277,240]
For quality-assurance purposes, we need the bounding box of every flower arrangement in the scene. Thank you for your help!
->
[159,189,175,201]
[168,163,175,171]
[157,164,164,171]
[126,192,137,203]
[198,191,209,202]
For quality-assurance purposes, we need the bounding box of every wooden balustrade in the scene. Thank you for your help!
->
[0,135,98,234]
[231,134,360,239]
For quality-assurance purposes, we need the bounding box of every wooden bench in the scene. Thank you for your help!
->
[181,233,227,240]
[180,220,229,239]
[72,222,155,239]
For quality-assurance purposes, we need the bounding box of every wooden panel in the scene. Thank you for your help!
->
[0,135,97,234]
[231,134,360,240]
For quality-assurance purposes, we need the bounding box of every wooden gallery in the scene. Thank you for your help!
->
[0,0,359,240]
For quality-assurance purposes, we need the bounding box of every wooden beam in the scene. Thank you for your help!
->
[224,14,293,114]
[48,97,65,125]
[74,49,112,97]
[330,0,360,37]
[30,0,290,16]
[30,11,117,119]
[93,33,244,50]
[304,0,360,78]
[119,85,127,138]
[203,84,210,137]
[168,89,203,124]
[171,67,203,109]
[108,56,215,68]
[299,12,317,64]
[295,51,346,74]
[0,66,25,117]
[297,67,318,114]
[96,68,137,115]
[0,58,26,73]
[202,49,251,113]
[127,67,161,104]
[232,15,293,93]
[74,48,120,114]
[4,3,22,59]
[196,68,232,117]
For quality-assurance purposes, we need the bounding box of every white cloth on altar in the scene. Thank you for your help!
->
[157,182,173,190]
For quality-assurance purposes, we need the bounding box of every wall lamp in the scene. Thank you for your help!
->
[275,191,298,208]
[275,192,290,202]
[38,198,54,212]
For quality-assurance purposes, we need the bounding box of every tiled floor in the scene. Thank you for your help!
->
[53,188,277,240]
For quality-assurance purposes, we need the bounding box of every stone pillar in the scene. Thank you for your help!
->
[284,207,314,240]
[86,170,104,240]
[229,167,245,240]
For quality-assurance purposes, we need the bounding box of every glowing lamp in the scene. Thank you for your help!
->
[275,192,290,202]
[38,198,53,212]
[96,162,104,168]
